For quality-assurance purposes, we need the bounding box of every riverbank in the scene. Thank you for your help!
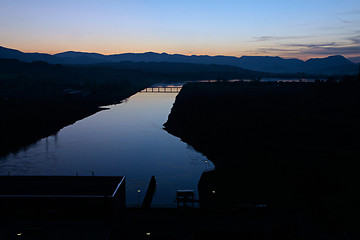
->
[0,83,150,158]
[164,81,360,236]
[0,57,329,158]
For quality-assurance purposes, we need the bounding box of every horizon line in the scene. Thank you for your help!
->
[1,45,359,62]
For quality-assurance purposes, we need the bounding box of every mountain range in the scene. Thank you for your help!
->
[0,46,359,75]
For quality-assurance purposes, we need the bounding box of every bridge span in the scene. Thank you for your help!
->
[141,86,182,93]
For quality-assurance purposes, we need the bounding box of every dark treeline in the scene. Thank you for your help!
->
[77,60,339,81]
[73,61,270,82]
[0,59,153,157]
[0,59,152,157]
[164,80,360,237]
[0,57,279,158]
[0,58,148,91]
[0,57,357,157]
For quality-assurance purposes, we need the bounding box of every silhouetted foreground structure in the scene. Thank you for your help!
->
[0,176,125,216]
[164,81,360,238]
[1,174,357,239]
[0,176,125,239]
[176,190,195,208]
[141,176,156,208]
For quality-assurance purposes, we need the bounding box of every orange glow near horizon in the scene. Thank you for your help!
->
[4,43,358,62]
[1,1,359,62]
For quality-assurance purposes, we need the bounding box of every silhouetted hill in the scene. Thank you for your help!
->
[0,46,57,63]
[0,57,266,86]
[238,56,304,73]
[54,51,359,74]
[54,51,110,64]
[348,56,360,63]
[78,61,262,78]
[1,46,358,75]
[0,46,24,58]
[305,55,352,69]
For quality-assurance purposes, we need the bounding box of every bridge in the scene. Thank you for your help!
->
[141,86,182,93]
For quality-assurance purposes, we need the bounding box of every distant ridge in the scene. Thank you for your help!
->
[348,56,360,63]
[0,46,358,75]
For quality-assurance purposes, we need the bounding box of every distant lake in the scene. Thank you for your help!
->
[0,83,214,207]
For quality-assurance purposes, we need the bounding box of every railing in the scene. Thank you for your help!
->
[141,86,182,93]
[112,176,126,198]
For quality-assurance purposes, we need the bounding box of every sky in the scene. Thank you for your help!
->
[0,0,359,60]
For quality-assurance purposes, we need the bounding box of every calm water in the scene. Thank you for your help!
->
[0,85,214,206]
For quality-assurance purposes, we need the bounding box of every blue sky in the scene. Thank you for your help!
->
[0,0,359,59]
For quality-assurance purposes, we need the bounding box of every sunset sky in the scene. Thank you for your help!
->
[0,0,359,60]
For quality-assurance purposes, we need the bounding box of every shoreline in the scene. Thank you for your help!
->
[164,81,360,235]
[0,84,149,159]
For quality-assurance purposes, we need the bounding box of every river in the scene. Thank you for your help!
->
[0,83,214,207]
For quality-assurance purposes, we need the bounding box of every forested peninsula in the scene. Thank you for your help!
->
[164,80,360,234]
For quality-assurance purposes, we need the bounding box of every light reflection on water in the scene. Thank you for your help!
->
[0,86,213,206]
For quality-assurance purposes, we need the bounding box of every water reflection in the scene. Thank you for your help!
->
[0,85,214,206]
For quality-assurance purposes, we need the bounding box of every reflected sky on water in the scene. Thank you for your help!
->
[0,86,213,206]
